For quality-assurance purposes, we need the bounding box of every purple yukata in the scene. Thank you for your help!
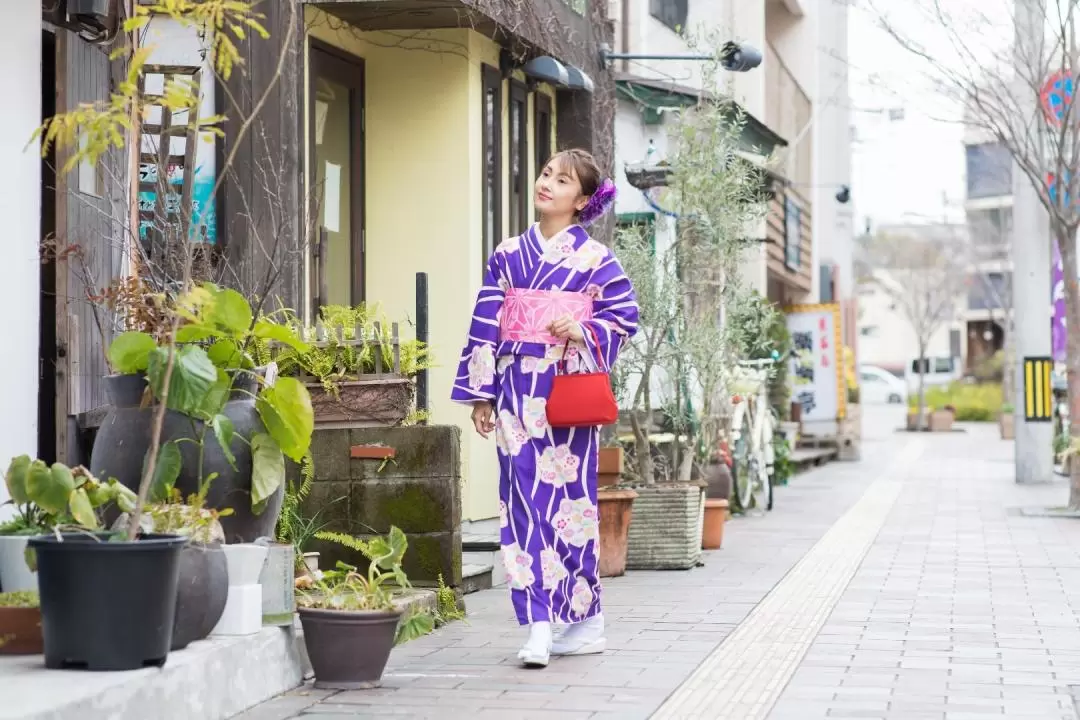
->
[451,223,639,626]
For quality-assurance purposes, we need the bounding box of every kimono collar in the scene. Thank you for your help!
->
[533,223,590,249]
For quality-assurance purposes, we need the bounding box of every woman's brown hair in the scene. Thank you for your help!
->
[546,148,602,198]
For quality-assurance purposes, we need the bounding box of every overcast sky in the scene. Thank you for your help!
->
[849,3,968,232]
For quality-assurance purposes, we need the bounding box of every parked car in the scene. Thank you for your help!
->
[859,365,907,404]
[905,355,961,395]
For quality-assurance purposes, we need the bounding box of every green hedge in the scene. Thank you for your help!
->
[908,382,1003,422]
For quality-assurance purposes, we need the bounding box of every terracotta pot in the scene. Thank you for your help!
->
[0,606,43,655]
[597,487,637,578]
[598,446,624,488]
[702,498,729,550]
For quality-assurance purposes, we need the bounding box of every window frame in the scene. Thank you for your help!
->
[649,0,688,33]
[481,64,503,268]
[534,92,552,222]
[508,79,530,238]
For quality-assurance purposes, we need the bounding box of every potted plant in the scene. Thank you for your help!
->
[296,526,433,689]
[0,590,42,655]
[1000,403,1015,439]
[596,438,637,578]
[114,484,231,651]
[259,304,431,427]
[701,497,729,550]
[5,455,188,671]
[91,283,315,542]
[0,457,134,592]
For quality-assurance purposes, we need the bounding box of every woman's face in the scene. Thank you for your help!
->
[534,156,589,220]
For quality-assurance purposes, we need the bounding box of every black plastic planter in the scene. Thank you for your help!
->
[299,607,401,689]
[29,533,188,671]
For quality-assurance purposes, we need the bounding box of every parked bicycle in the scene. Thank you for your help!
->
[729,357,779,513]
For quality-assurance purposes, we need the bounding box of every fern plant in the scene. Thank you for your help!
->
[298,526,435,644]
[256,303,433,395]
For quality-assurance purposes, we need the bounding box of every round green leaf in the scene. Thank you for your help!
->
[68,488,99,529]
[108,479,138,514]
[252,319,310,352]
[148,345,220,417]
[146,442,183,503]
[251,433,285,514]
[211,414,237,470]
[26,461,73,515]
[207,287,253,335]
[255,377,314,463]
[4,455,31,506]
[108,331,156,375]
[207,340,243,368]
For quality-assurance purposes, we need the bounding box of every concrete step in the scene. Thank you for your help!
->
[1,627,303,720]
[3,589,439,720]
[791,446,838,472]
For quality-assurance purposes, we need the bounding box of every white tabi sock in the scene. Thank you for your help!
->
[551,614,606,656]
[516,621,552,668]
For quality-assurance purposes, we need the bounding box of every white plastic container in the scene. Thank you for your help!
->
[0,535,36,592]
[212,584,263,636]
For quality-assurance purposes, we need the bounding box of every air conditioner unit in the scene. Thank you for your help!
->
[64,0,112,35]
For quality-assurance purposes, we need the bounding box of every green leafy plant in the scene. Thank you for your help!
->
[908,383,1002,422]
[255,303,432,394]
[297,526,435,644]
[0,590,38,609]
[1002,402,1015,414]
[105,283,315,513]
[434,574,465,627]
[1,456,136,535]
[275,455,350,571]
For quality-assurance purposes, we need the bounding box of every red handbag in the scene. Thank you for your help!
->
[546,325,619,428]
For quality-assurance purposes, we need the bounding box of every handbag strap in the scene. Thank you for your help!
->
[558,323,606,374]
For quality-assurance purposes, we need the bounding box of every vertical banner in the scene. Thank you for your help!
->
[786,303,845,422]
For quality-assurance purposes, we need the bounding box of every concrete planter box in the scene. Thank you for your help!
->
[625,483,704,571]
[308,378,413,427]
[906,409,955,432]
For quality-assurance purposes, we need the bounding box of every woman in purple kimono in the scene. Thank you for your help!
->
[451,149,639,668]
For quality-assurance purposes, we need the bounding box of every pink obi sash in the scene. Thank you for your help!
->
[500,288,594,345]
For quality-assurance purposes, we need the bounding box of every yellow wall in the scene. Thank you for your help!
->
[304,10,556,521]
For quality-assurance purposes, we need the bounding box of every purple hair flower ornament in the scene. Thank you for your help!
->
[578,178,617,227]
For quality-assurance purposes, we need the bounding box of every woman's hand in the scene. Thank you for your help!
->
[550,315,585,343]
[471,401,496,439]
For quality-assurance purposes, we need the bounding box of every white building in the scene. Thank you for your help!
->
[0,6,44,513]
[610,0,854,333]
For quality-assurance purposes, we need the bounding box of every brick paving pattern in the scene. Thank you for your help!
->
[240,408,1080,719]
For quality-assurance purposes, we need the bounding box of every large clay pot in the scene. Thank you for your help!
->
[597,488,637,578]
[172,542,229,650]
[90,374,284,543]
[702,498,729,550]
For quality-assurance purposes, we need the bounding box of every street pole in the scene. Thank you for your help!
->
[1012,0,1054,484]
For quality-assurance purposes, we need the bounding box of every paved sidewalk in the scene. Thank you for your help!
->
[240,408,1080,720]
[769,422,1080,720]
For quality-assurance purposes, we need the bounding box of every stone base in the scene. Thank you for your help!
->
[625,484,703,571]
[0,627,303,720]
[305,425,463,586]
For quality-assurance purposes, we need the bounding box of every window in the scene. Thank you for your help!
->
[508,81,529,237]
[535,94,552,183]
[860,372,884,385]
[966,142,1012,198]
[650,0,688,33]
[616,213,657,254]
[784,196,801,270]
[481,65,502,266]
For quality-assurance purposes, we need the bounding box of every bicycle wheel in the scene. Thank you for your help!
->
[760,421,775,512]
[730,407,754,513]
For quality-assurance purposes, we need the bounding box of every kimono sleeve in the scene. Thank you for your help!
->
[580,252,639,373]
[450,252,506,405]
